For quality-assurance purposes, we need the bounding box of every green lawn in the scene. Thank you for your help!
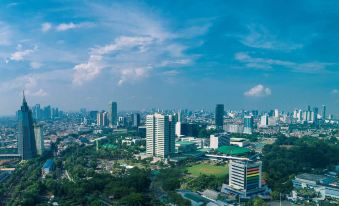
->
[186,163,228,177]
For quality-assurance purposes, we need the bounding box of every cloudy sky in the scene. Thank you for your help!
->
[0,0,338,116]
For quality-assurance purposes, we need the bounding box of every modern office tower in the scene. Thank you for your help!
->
[17,92,37,160]
[322,105,326,120]
[260,115,268,127]
[108,101,117,127]
[132,113,141,127]
[215,104,224,130]
[89,111,98,122]
[32,104,42,120]
[243,115,254,134]
[313,107,319,125]
[146,113,175,158]
[221,160,265,198]
[43,105,51,120]
[51,107,59,119]
[175,110,182,137]
[209,133,230,149]
[97,111,109,127]
[34,124,44,155]
[274,109,279,118]
[175,121,182,137]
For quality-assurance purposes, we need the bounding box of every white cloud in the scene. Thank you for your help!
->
[10,46,37,61]
[244,84,271,97]
[118,67,150,85]
[27,89,48,97]
[235,52,331,73]
[240,24,303,50]
[73,36,154,85]
[30,61,43,69]
[56,22,92,31]
[41,22,52,32]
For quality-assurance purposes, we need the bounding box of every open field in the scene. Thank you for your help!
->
[186,163,228,177]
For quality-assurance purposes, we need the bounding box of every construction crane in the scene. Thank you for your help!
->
[90,136,107,151]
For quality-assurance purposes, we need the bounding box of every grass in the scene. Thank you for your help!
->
[186,163,228,177]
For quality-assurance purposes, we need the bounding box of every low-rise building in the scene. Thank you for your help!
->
[292,173,339,200]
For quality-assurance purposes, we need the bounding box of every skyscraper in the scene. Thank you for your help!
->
[322,105,326,120]
[34,124,44,155]
[260,114,268,127]
[108,101,117,127]
[17,92,37,160]
[243,115,254,134]
[97,111,109,127]
[215,104,224,130]
[313,107,318,125]
[146,113,175,158]
[132,113,141,128]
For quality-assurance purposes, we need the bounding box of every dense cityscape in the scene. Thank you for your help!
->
[1,1,339,206]
[0,93,338,206]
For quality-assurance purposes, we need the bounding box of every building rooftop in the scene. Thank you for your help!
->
[295,173,327,182]
[217,146,251,156]
[176,141,196,146]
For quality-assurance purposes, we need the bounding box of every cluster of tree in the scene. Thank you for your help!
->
[186,174,226,192]
[262,136,339,193]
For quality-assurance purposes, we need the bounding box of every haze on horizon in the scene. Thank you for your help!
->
[0,0,338,116]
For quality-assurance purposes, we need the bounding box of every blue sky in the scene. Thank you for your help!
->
[0,0,338,116]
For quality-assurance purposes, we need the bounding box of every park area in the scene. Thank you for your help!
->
[186,162,229,177]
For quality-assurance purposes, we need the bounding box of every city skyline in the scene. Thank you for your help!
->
[0,0,339,115]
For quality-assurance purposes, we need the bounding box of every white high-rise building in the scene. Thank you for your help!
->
[210,134,230,149]
[260,115,268,127]
[146,113,175,158]
[274,109,279,118]
[34,124,44,155]
[221,160,266,198]
[97,111,109,127]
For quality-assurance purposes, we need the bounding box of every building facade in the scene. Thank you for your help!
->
[215,104,224,130]
[221,160,266,198]
[34,124,44,155]
[146,113,175,158]
[17,93,37,160]
[108,101,117,127]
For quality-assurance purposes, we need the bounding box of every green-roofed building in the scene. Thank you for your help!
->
[217,146,251,156]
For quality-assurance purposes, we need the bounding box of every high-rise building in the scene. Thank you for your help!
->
[210,133,230,149]
[34,124,44,155]
[313,107,319,125]
[260,115,268,127]
[221,160,266,198]
[97,111,109,127]
[17,92,37,160]
[322,105,326,120]
[243,115,254,134]
[146,113,175,158]
[108,101,117,127]
[215,104,224,130]
[132,113,141,128]
[274,109,279,118]
[43,105,51,120]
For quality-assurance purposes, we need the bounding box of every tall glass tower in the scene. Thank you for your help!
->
[215,104,224,130]
[18,92,37,160]
[108,101,117,127]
